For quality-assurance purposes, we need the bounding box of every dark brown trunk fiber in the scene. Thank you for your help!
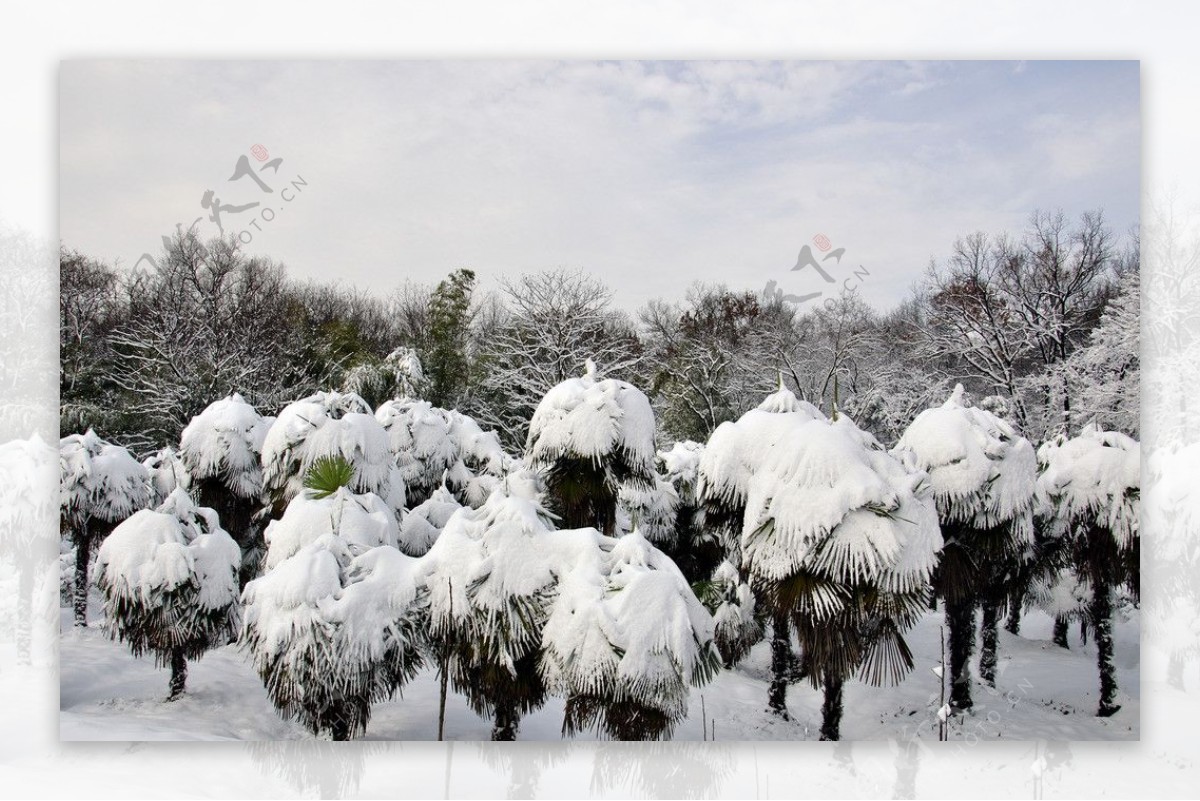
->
[167,647,187,700]
[73,529,91,627]
[979,599,999,687]
[945,594,975,712]
[819,672,844,741]
[768,612,791,718]
[492,696,519,741]
[1053,616,1070,649]
[1004,588,1022,635]
[1091,583,1120,717]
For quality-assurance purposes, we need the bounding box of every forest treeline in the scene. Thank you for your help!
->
[60,209,1139,454]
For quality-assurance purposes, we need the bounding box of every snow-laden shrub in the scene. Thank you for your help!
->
[893,383,1037,709]
[1036,424,1139,717]
[143,446,190,506]
[376,398,513,509]
[418,474,559,739]
[701,560,761,669]
[60,429,151,626]
[180,394,274,586]
[242,471,426,740]
[261,391,401,518]
[397,482,464,557]
[527,359,657,535]
[617,475,679,545]
[180,393,271,500]
[542,527,720,741]
[703,384,942,739]
[341,346,426,409]
[653,440,720,583]
[95,489,241,699]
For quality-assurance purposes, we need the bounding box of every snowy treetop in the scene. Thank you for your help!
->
[526,361,657,475]
[1036,424,1140,547]
[262,486,399,571]
[698,384,824,513]
[893,383,1037,533]
[261,391,396,509]
[144,446,190,506]
[376,398,514,507]
[738,412,943,609]
[657,440,704,505]
[180,393,271,499]
[95,488,241,613]
[60,429,151,525]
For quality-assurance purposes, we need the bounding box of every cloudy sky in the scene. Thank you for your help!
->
[59,60,1139,311]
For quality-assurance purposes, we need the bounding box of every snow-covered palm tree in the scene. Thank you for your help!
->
[699,381,824,713]
[655,440,722,584]
[376,398,513,509]
[541,526,720,741]
[706,384,942,740]
[894,384,1036,711]
[526,360,657,536]
[180,394,273,586]
[1036,425,1139,716]
[397,480,465,557]
[95,489,241,699]
[0,435,57,662]
[143,446,190,506]
[702,559,762,669]
[241,456,426,740]
[60,430,151,627]
[418,472,558,740]
[260,391,400,519]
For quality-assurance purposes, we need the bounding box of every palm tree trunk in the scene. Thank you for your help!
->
[979,599,999,687]
[167,647,187,700]
[1053,616,1070,649]
[73,529,91,627]
[768,612,791,718]
[1004,588,1022,635]
[945,594,975,711]
[492,697,519,741]
[1091,582,1120,716]
[819,672,844,741]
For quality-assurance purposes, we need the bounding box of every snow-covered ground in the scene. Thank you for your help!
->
[60,600,1139,742]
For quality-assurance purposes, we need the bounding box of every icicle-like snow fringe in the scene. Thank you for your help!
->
[1036,424,1140,548]
[241,485,425,739]
[95,489,241,665]
[61,429,151,526]
[376,398,514,509]
[893,384,1038,536]
[180,393,272,500]
[261,391,401,514]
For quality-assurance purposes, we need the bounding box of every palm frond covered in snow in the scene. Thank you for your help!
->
[242,473,426,740]
[397,481,464,557]
[60,429,151,527]
[1036,424,1140,548]
[260,391,400,516]
[179,393,272,501]
[526,360,658,534]
[376,399,513,509]
[893,383,1038,536]
[143,446,190,506]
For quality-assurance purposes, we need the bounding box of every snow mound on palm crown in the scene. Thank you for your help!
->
[540,527,719,724]
[60,429,151,525]
[526,359,656,477]
[240,487,426,738]
[418,488,562,672]
[740,412,943,607]
[261,391,399,511]
[893,383,1037,534]
[95,489,241,622]
[658,441,704,505]
[1036,424,1140,547]
[698,384,825,513]
[397,482,464,557]
[376,399,514,508]
[617,476,679,545]
[143,446,190,506]
[180,393,272,499]
[261,487,399,571]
